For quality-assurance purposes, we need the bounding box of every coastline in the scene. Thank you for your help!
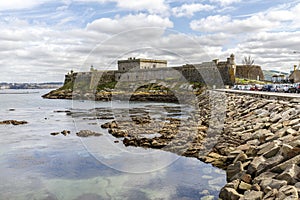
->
[42,86,300,199]
[101,91,300,199]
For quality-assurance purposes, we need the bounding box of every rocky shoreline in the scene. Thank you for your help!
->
[44,86,300,199]
[42,81,203,103]
[99,91,300,199]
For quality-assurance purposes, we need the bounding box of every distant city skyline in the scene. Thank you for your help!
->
[1,0,300,82]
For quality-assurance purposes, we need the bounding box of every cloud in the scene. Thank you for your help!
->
[115,0,169,14]
[209,0,241,7]
[190,14,276,34]
[0,0,52,11]
[74,0,169,14]
[86,13,173,34]
[172,3,215,17]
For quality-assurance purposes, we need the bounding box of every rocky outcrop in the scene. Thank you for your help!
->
[42,82,203,103]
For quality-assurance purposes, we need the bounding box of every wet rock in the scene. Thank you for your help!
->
[0,120,28,125]
[219,187,243,200]
[76,130,102,137]
[61,130,70,136]
[50,132,60,136]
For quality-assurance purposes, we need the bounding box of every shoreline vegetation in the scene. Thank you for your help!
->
[42,80,300,199]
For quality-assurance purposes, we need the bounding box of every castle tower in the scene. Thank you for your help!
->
[230,54,235,65]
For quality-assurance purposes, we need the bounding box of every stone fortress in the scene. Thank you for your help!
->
[65,54,264,90]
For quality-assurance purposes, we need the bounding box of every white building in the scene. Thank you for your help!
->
[117,57,167,72]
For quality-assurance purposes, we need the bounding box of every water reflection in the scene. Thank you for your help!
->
[0,90,226,200]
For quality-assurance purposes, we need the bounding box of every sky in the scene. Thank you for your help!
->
[1,0,300,82]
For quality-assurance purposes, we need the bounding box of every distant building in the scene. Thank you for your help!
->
[289,65,300,83]
[272,74,287,83]
[117,57,167,72]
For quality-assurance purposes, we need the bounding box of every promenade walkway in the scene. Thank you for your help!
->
[214,89,300,100]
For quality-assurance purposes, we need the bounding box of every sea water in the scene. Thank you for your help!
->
[0,89,225,200]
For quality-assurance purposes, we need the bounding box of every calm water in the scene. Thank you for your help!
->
[0,89,225,200]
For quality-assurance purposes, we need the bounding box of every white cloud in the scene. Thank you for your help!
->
[0,0,52,10]
[115,0,169,14]
[190,14,276,34]
[74,0,169,14]
[86,13,173,34]
[209,0,241,7]
[172,3,215,17]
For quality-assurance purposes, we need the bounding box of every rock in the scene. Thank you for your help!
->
[61,130,70,136]
[239,181,252,191]
[278,185,298,200]
[287,118,300,126]
[233,152,248,163]
[241,173,252,184]
[286,128,297,135]
[242,190,263,200]
[251,183,261,191]
[50,132,60,136]
[0,120,28,125]
[76,130,102,137]
[271,154,300,173]
[200,195,214,200]
[247,156,266,175]
[295,182,300,194]
[260,179,287,191]
[256,155,284,175]
[257,141,280,157]
[276,164,300,184]
[227,161,244,182]
[219,187,243,200]
[253,171,277,184]
[278,143,293,158]
[263,189,278,200]
[224,179,240,190]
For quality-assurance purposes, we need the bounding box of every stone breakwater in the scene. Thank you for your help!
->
[210,93,300,200]
[101,92,300,199]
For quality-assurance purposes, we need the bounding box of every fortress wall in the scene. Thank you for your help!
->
[114,63,233,87]
[63,61,235,91]
[118,61,140,72]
